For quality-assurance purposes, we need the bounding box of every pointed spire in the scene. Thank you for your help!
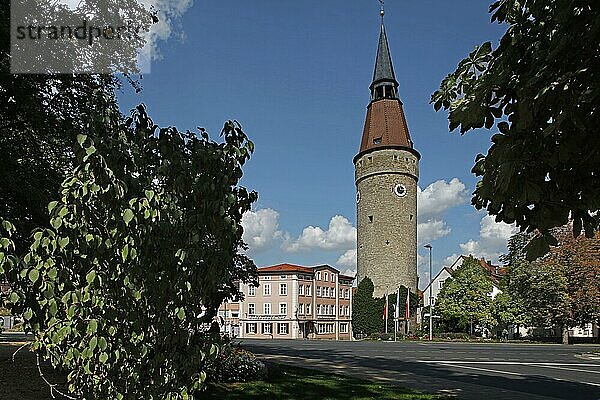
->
[372,23,397,86]
[370,7,398,100]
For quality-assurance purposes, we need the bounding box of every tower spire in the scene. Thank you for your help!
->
[371,2,398,100]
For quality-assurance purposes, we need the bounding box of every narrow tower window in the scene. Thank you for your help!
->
[368,215,374,223]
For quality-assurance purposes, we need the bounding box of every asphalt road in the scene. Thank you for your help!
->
[240,339,600,400]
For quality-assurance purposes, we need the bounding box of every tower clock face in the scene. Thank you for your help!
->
[394,184,407,197]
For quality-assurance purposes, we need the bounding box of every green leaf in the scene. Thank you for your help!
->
[122,244,129,262]
[76,134,87,146]
[58,237,70,249]
[47,201,59,213]
[8,292,19,303]
[144,190,155,201]
[23,309,33,320]
[28,269,40,283]
[51,217,63,230]
[86,270,96,285]
[176,307,186,321]
[123,209,134,226]
[99,352,109,364]
[98,336,107,351]
[87,319,98,334]
[89,336,98,351]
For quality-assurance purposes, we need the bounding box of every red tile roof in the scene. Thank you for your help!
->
[258,263,314,274]
[359,98,413,153]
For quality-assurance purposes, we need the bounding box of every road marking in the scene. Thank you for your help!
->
[419,361,600,367]
[417,360,600,387]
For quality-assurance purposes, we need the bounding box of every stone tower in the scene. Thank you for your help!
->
[354,13,420,298]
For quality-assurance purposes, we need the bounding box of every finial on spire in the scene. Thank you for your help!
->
[379,0,385,20]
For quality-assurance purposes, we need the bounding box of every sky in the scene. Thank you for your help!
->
[116,0,517,288]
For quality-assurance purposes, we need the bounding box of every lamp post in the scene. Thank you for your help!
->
[424,244,433,341]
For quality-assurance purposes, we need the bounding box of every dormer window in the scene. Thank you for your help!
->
[373,137,382,145]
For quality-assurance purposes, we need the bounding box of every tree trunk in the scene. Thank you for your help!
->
[562,325,570,345]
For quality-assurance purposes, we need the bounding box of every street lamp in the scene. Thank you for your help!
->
[424,244,433,341]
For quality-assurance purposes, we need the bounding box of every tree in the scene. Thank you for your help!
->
[0,105,258,398]
[431,0,600,259]
[546,225,600,334]
[501,227,600,343]
[435,256,495,334]
[352,277,382,335]
[0,0,153,251]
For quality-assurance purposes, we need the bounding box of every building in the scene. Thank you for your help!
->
[354,9,420,298]
[237,264,354,340]
[421,256,504,312]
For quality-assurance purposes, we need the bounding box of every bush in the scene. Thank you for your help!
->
[439,332,472,340]
[368,333,393,341]
[206,342,266,383]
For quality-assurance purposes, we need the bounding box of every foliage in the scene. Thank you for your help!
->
[435,256,495,334]
[351,277,382,335]
[431,0,600,259]
[352,279,419,336]
[501,226,600,343]
[0,105,258,399]
[505,259,569,329]
[205,342,266,383]
[546,225,600,328]
[0,1,152,252]
[499,232,531,266]
[490,291,527,330]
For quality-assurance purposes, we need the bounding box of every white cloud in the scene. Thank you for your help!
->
[417,219,451,246]
[282,215,356,252]
[458,214,518,264]
[336,249,357,269]
[241,208,282,252]
[417,178,468,219]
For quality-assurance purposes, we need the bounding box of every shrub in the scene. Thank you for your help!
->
[206,342,266,383]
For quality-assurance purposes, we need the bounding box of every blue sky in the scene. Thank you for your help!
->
[117,0,517,287]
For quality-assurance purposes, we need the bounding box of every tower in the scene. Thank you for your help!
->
[354,10,420,298]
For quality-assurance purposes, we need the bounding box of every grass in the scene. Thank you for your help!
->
[204,364,448,400]
[0,341,447,400]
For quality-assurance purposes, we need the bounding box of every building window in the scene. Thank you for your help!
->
[324,272,328,282]
[306,285,311,296]
[439,280,445,289]
[299,285,304,295]
[340,323,348,333]
[262,323,272,335]
[231,311,239,318]
[331,288,336,298]
[280,275,287,279]
[330,305,335,315]
[316,304,321,315]
[345,305,349,316]
[263,283,271,296]
[316,286,321,297]
[339,305,344,316]
[339,288,343,298]
[323,287,328,297]
[316,271,321,280]
[277,323,289,335]
[279,283,287,296]
[345,289,350,299]
[280,303,287,315]
[248,285,256,296]
[298,303,304,314]
[246,323,257,334]
[248,303,255,315]
[368,215,373,223]
[264,303,271,315]
[306,304,311,315]
[262,276,271,280]
[318,323,334,334]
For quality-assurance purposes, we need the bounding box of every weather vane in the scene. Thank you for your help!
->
[377,0,385,19]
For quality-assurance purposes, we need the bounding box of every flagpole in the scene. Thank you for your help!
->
[384,290,388,334]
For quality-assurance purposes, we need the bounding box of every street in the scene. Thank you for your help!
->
[240,339,600,400]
